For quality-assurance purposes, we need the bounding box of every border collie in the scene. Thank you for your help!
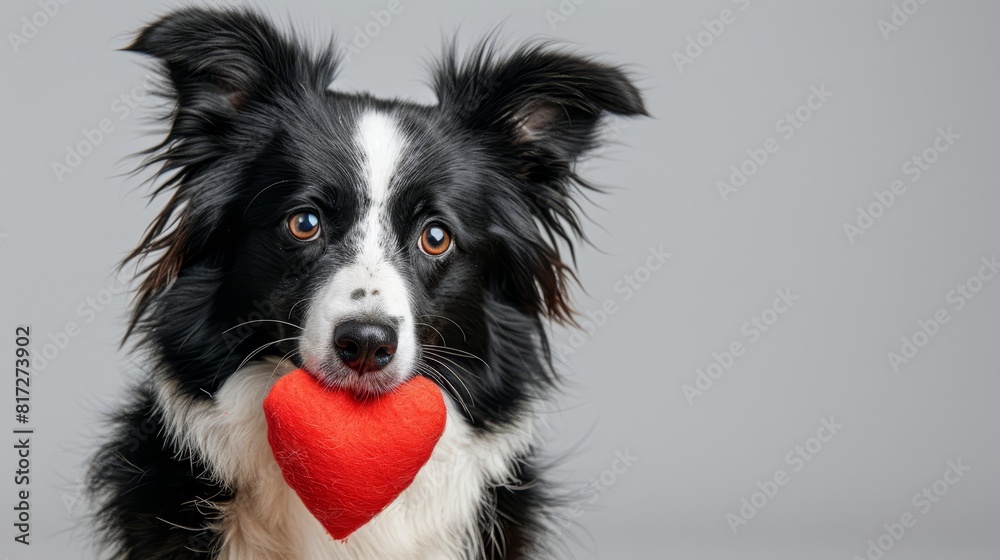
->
[88,7,646,559]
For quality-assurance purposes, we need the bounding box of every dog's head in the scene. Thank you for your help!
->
[126,8,645,419]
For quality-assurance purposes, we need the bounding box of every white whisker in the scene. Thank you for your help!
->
[233,337,300,375]
[265,348,302,391]
[223,319,303,334]
[423,345,492,371]
[417,363,473,419]
[423,355,477,411]
[418,314,468,343]
[415,322,448,346]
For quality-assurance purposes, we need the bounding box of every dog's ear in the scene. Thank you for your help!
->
[122,8,338,338]
[433,42,647,323]
[433,41,646,166]
[128,7,337,115]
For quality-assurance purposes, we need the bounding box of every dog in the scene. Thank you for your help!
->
[88,7,646,559]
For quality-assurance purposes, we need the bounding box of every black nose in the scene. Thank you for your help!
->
[333,320,398,374]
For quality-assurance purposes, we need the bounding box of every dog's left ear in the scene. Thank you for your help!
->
[433,42,647,169]
[433,43,647,323]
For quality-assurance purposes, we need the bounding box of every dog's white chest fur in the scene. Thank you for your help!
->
[155,361,534,560]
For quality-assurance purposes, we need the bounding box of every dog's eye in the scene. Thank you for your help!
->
[288,211,321,241]
[419,225,452,256]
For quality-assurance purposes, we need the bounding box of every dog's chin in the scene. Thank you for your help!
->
[300,361,411,399]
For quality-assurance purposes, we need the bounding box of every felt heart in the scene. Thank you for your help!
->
[263,369,446,540]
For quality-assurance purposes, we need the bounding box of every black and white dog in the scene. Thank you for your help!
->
[88,7,645,559]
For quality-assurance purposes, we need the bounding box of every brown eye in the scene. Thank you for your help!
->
[288,211,321,241]
[419,224,452,256]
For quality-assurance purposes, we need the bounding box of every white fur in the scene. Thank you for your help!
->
[300,110,417,391]
[154,360,536,559]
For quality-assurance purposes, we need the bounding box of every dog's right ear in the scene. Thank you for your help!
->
[128,7,338,131]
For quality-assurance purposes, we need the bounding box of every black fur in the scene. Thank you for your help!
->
[88,386,229,559]
[89,7,645,559]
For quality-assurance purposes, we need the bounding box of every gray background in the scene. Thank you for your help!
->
[2,0,999,558]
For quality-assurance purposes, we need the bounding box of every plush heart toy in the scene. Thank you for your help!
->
[263,369,446,540]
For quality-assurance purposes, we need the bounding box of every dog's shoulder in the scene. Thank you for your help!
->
[88,385,231,559]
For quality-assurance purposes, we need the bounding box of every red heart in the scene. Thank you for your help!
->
[263,369,446,540]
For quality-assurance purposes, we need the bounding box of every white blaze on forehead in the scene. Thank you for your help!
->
[350,109,408,313]
[357,111,403,219]
[352,110,406,289]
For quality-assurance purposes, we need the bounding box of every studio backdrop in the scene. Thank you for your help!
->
[2,0,998,558]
